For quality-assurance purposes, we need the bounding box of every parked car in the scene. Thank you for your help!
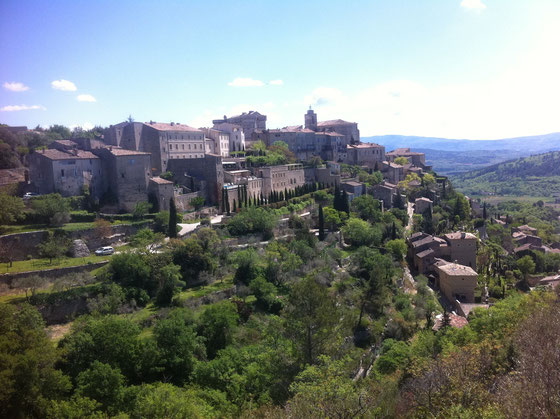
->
[23,192,40,199]
[95,246,114,256]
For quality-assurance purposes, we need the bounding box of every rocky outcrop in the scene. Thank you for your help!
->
[70,239,90,258]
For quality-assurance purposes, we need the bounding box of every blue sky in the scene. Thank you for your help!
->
[1,0,559,139]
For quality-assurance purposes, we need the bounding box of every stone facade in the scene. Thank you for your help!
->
[211,123,245,152]
[345,143,386,167]
[94,148,151,212]
[28,148,103,199]
[415,197,433,215]
[212,111,266,140]
[443,232,478,269]
[436,262,477,304]
[341,181,364,201]
[148,177,174,212]
[386,148,430,170]
[202,128,230,157]
[256,163,305,197]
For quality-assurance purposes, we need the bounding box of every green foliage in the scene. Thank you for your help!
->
[0,193,25,225]
[0,303,71,418]
[197,301,239,359]
[169,197,178,238]
[342,217,381,247]
[132,201,151,220]
[130,228,164,249]
[107,252,155,295]
[385,239,407,260]
[190,196,205,210]
[31,193,71,225]
[250,276,283,313]
[38,230,70,263]
[375,339,410,375]
[351,194,382,222]
[284,277,339,365]
[172,237,217,286]
[76,361,125,414]
[160,171,174,180]
[394,156,409,165]
[227,207,277,239]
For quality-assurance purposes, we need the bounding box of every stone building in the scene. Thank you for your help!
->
[381,161,404,184]
[442,232,478,270]
[372,182,400,210]
[202,128,230,157]
[436,262,478,304]
[148,177,174,212]
[211,123,246,152]
[105,121,206,174]
[386,148,431,170]
[94,147,152,212]
[257,163,305,197]
[341,181,365,202]
[345,143,386,167]
[212,111,266,140]
[415,197,433,215]
[28,148,103,199]
[315,115,360,146]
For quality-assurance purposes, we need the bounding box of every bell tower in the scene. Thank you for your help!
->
[304,107,317,131]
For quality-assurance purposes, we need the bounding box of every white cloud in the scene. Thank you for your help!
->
[0,104,45,112]
[70,122,94,131]
[461,0,487,11]
[269,79,284,85]
[227,77,265,87]
[3,82,29,92]
[77,94,96,102]
[51,79,77,91]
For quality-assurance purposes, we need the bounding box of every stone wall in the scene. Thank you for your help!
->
[0,222,152,262]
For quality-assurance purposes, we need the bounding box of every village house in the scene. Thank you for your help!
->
[435,262,478,305]
[213,111,266,141]
[414,197,433,215]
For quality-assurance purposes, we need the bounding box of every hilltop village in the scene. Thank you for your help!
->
[1,109,559,417]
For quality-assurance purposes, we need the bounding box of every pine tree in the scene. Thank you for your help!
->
[168,197,177,238]
[318,204,325,241]
[441,310,451,331]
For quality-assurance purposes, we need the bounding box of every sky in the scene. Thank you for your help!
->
[1,0,560,139]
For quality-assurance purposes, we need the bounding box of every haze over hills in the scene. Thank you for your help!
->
[450,150,560,198]
[363,133,560,175]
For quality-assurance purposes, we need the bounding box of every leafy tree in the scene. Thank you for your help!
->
[132,201,151,220]
[231,247,261,285]
[129,382,216,418]
[0,303,71,418]
[160,171,173,180]
[250,276,282,313]
[516,255,535,289]
[227,207,277,239]
[351,194,381,222]
[284,277,339,365]
[31,193,70,225]
[107,252,156,295]
[75,361,125,414]
[38,231,69,263]
[385,239,407,261]
[197,301,239,358]
[130,228,164,251]
[155,263,183,306]
[172,237,216,286]
[154,308,200,383]
[394,156,409,165]
[323,207,347,231]
[0,193,24,226]
[93,218,112,241]
[342,218,380,247]
[47,396,104,419]
[14,274,48,300]
[190,196,205,210]
[168,197,178,238]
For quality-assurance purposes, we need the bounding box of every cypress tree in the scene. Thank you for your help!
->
[341,191,350,214]
[334,185,341,211]
[483,202,487,220]
[225,190,231,215]
[318,204,325,241]
[169,197,177,238]
[391,221,397,240]
[244,185,248,208]
[233,199,237,213]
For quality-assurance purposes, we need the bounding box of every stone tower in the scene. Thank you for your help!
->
[304,107,318,131]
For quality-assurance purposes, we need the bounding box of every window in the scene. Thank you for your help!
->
[188,144,191,150]
[61,169,65,177]
[182,144,184,150]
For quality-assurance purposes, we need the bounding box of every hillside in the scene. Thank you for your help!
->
[451,151,560,197]
[362,132,560,175]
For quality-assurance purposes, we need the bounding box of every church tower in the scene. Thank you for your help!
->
[304,107,318,131]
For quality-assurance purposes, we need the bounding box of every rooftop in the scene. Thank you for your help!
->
[317,119,355,126]
[149,177,173,185]
[348,143,383,148]
[415,197,433,203]
[342,181,363,187]
[416,248,435,258]
[437,263,477,276]
[444,232,477,240]
[106,147,151,156]
[52,139,79,147]
[145,122,201,132]
[35,149,98,160]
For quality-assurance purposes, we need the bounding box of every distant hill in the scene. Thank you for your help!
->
[450,151,560,198]
[362,133,560,175]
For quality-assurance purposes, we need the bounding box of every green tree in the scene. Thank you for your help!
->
[231,247,261,285]
[386,239,407,261]
[38,231,69,263]
[107,252,156,295]
[132,201,151,220]
[516,255,535,289]
[190,196,205,210]
[342,218,380,247]
[351,194,381,222]
[0,303,71,418]
[284,277,339,365]
[0,193,25,226]
[154,308,200,383]
[323,207,347,231]
[172,237,216,286]
[31,193,70,225]
[155,263,183,306]
[197,301,239,358]
[169,197,178,238]
[394,156,409,165]
[75,361,125,414]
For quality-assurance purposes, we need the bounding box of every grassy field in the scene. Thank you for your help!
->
[1,253,112,274]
